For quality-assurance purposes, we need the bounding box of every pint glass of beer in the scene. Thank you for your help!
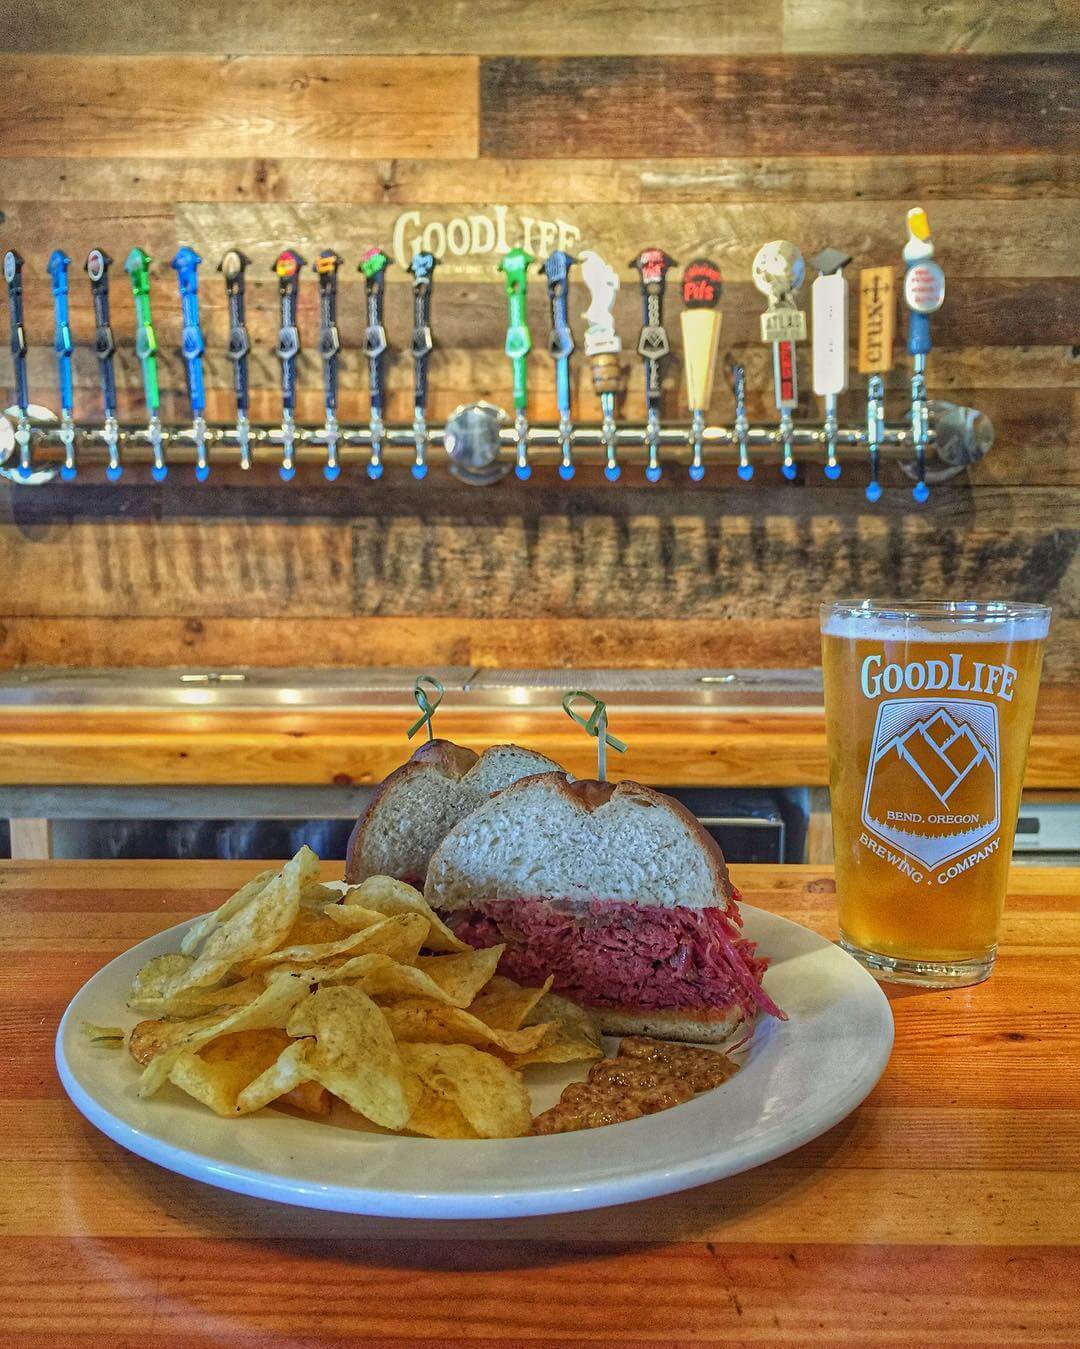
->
[821,600,1050,986]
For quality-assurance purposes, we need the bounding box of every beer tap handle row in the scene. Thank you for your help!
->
[0,208,945,494]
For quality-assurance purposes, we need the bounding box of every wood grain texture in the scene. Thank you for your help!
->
[0,686,1075,787]
[4,1,1075,55]
[0,860,1076,1345]
[480,56,1080,158]
[0,56,478,160]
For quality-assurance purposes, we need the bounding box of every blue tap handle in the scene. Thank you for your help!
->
[171,246,206,415]
[541,250,576,422]
[907,309,932,357]
[3,250,29,412]
[47,250,74,414]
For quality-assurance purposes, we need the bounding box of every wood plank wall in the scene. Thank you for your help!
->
[0,3,1077,678]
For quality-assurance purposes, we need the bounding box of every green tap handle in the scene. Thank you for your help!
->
[125,246,159,413]
[500,246,533,413]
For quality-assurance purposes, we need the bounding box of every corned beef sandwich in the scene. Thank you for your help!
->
[345,739,564,888]
[424,773,784,1043]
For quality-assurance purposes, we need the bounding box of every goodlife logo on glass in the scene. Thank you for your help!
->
[392,209,582,272]
[856,650,1014,882]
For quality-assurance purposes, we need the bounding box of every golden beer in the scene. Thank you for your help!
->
[821,600,1050,986]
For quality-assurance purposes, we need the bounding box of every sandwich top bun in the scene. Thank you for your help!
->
[425,772,735,914]
[345,740,564,886]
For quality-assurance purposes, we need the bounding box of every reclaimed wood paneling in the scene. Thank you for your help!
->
[6,0,1076,55]
[0,57,478,160]
[0,6,1076,677]
[481,56,1079,158]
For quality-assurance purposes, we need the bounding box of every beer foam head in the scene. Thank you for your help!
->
[821,601,1050,644]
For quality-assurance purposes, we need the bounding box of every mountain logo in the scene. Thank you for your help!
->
[861,698,1000,869]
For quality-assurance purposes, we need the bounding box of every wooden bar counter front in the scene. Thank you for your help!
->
[7,859,1078,1346]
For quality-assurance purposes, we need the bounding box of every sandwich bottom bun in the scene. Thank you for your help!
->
[597,1006,745,1044]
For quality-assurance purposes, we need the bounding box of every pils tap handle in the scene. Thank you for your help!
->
[680,257,723,482]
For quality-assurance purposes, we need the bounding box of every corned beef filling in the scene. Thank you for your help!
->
[448,892,783,1020]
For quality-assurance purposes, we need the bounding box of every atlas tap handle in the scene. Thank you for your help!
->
[47,250,74,415]
[903,207,945,503]
[541,249,577,480]
[125,246,167,480]
[680,258,723,482]
[273,249,305,480]
[3,249,29,414]
[218,248,252,467]
[172,246,206,410]
[85,248,121,479]
[500,245,534,479]
[810,247,852,482]
[359,246,390,480]
[580,249,623,482]
[753,239,806,482]
[408,251,438,480]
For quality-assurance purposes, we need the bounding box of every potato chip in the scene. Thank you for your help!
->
[339,875,469,953]
[286,985,411,1130]
[413,946,506,1008]
[163,850,310,996]
[381,999,552,1055]
[234,1037,316,1114]
[180,868,278,956]
[248,912,428,973]
[166,1029,297,1116]
[128,971,268,1019]
[138,972,314,1097]
[279,1079,331,1116]
[128,953,195,1008]
[299,880,341,912]
[318,904,384,935]
[509,992,604,1067]
[401,1043,531,1139]
[404,1081,479,1139]
[82,1023,124,1044]
[282,910,349,947]
[468,975,554,1031]
[129,1011,228,1065]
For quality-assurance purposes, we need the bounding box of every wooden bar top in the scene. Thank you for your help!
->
[4,859,1078,1345]
[0,684,1077,788]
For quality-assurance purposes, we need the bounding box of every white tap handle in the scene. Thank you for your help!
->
[580,250,621,355]
[812,271,849,397]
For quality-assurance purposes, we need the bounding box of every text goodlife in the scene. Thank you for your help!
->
[860,652,1017,702]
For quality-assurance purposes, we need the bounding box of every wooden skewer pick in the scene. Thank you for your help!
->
[407,674,444,742]
[562,690,627,781]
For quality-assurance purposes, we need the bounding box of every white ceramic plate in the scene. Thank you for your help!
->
[56,904,893,1219]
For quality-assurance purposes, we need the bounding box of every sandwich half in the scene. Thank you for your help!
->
[424,773,784,1042]
[345,739,564,887]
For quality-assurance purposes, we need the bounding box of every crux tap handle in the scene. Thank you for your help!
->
[541,249,577,479]
[273,249,304,410]
[84,248,121,479]
[408,251,438,480]
[4,249,29,414]
[902,207,944,504]
[219,247,252,407]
